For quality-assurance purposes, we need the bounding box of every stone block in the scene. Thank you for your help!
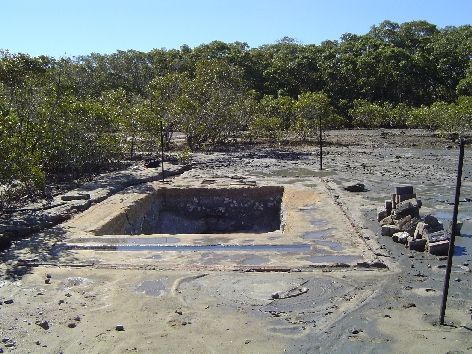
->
[425,230,449,244]
[379,215,393,226]
[394,215,411,229]
[381,224,400,236]
[424,214,440,227]
[414,222,426,239]
[393,199,420,220]
[392,231,409,244]
[385,200,392,213]
[377,207,389,222]
[402,217,420,236]
[396,193,417,204]
[395,185,414,196]
[428,240,450,256]
[447,220,463,236]
[409,239,427,252]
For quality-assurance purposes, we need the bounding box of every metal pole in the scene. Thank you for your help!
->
[439,138,465,325]
[319,114,323,170]
[160,120,165,182]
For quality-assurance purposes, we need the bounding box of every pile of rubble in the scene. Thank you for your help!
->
[377,185,457,256]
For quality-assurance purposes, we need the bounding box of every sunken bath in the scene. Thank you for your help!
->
[64,180,374,268]
[94,186,284,236]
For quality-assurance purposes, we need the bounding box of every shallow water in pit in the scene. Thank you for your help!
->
[305,255,360,264]
[74,237,181,244]
[316,239,344,251]
[303,228,336,240]
[68,243,313,252]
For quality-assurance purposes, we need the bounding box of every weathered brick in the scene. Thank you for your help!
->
[392,231,409,244]
[428,240,450,256]
[394,215,411,229]
[447,220,463,236]
[377,207,389,222]
[425,230,449,244]
[395,185,414,196]
[379,215,393,226]
[385,200,393,213]
[409,238,427,252]
[402,217,420,236]
[396,193,417,203]
[381,224,401,236]
[414,222,426,239]
[393,199,420,220]
[424,214,441,227]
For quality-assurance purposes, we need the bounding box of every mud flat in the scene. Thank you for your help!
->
[1,129,471,353]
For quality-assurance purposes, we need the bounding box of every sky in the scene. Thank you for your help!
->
[1,0,471,58]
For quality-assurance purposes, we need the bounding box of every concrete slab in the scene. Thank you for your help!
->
[61,177,379,270]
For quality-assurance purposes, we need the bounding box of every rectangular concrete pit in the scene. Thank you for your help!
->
[96,186,284,235]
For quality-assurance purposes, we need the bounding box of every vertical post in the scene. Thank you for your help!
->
[160,120,165,182]
[319,114,323,170]
[439,138,465,325]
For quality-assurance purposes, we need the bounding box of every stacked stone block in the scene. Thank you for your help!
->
[378,185,451,256]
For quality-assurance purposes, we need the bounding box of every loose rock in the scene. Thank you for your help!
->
[36,320,49,330]
[344,183,366,192]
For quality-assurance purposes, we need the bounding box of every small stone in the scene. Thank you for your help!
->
[4,299,14,304]
[175,310,183,315]
[65,293,72,297]
[58,300,65,305]
[245,340,251,344]
[351,329,361,335]
[36,320,49,330]
[271,292,280,299]
[35,340,41,345]
[73,316,81,321]
[4,342,15,348]
[67,322,76,328]
[45,278,51,284]
[115,324,125,331]
[344,183,366,192]
[2,338,9,343]
[454,278,461,282]
[46,273,52,279]
[403,303,416,309]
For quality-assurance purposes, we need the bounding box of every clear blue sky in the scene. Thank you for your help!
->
[1,0,470,57]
